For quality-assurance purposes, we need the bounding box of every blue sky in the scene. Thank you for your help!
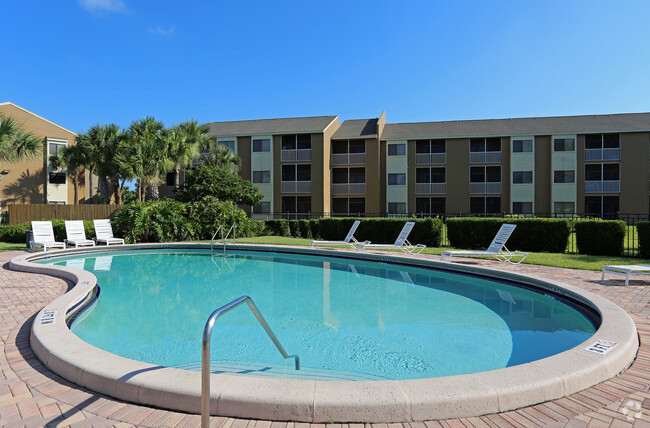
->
[2,0,650,133]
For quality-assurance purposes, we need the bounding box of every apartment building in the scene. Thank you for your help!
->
[203,111,650,219]
[0,102,86,208]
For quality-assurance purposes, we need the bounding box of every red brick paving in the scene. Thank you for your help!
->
[2,250,650,427]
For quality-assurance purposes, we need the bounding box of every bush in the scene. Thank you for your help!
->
[288,220,300,237]
[446,218,570,253]
[574,220,627,256]
[0,223,32,243]
[298,220,312,239]
[113,199,192,243]
[309,219,319,239]
[316,217,443,247]
[187,197,254,239]
[638,222,650,258]
[264,220,290,236]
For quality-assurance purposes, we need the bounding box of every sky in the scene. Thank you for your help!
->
[2,0,650,133]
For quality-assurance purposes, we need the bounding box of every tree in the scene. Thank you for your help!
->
[200,144,240,174]
[49,144,85,204]
[178,163,263,206]
[0,113,42,164]
[165,120,209,189]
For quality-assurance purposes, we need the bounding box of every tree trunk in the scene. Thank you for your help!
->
[113,176,122,206]
[145,184,159,201]
[137,179,143,202]
[73,176,79,204]
[98,176,110,202]
[175,164,181,188]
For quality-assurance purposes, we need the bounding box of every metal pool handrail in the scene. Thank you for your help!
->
[210,226,223,252]
[223,225,235,251]
[201,295,300,427]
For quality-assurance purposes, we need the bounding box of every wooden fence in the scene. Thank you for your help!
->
[7,204,121,225]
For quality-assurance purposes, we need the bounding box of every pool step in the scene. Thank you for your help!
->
[170,361,389,381]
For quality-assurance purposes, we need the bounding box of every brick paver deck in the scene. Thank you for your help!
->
[1,249,650,427]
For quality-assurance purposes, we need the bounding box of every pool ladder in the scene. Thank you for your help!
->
[201,295,300,427]
[210,225,236,252]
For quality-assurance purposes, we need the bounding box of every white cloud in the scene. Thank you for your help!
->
[79,0,127,14]
[147,25,175,36]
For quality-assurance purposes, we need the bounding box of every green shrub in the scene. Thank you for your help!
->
[638,222,650,258]
[187,197,253,239]
[113,199,192,243]
[574,220,627,256]
[298,220,312,239]
[446,218,570,253]
[264,219,290,236]
[317,217,443,247]
[0,223,32,243]
[288,220,300,237]
[309,219,319,239]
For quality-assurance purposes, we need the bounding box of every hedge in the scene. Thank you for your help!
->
[264,219,290,237]
[638,222,650,258]
[574,220,627,256]
[446,218,570,253]
[316,217,443,247]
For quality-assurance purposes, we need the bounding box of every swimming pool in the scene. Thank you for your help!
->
[13,244,638,422]
[48,249,597,381]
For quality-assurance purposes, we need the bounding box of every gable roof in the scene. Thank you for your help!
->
[204,115,339,137]
[331,118,379,140]
[381,112,650,140]
[0,102,77,136]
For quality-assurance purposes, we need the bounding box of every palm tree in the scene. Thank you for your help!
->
[0,113,42,165]
[82,123,127,205]
[49,144,85,204]
[164,120,208,189]
[201,144,241,174]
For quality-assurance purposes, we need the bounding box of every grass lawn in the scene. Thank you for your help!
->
[0,242,28,252]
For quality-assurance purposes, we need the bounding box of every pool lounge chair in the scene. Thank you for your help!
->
[441,223,527,264]
[311,220,362,249]
[93,219,125,245]
[64,220,96,247]
[31,221,66,251]
[357,221,426,254]
[601,265,650,286]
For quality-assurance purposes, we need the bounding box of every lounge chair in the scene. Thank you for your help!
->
[441,223,527,264]
[93,219,125,245]
[601,265,650,286]
[311,220,362,249]
[64,220,96,247]
[31,221,66,251]
[357,221,426,254]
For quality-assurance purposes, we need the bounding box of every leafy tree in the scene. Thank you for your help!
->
[200,144,240,174]
[49,144,85,204]
[165,120,208,188]
[0,113,42,165]
[177,163,263,206]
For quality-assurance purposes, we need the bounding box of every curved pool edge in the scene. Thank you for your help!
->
[10,243,639,423]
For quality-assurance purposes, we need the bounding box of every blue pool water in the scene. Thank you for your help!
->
[46,249,597,380]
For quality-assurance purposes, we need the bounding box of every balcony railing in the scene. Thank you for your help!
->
[331,183,366,195]
[331,153,366,165]
[415,153,446,165]
[415,183,447,194]
[470,182,502,194]
[585,148,620,161]
[165,186,176,197]
[470,151,502,164]
[281,181,311,193]
[281,149,311,162]
[585,180,620,193]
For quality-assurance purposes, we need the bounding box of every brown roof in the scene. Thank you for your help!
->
[204,115,338,137]
[381,112,650,140]
[331,118,379,140]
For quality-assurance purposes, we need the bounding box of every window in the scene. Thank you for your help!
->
[281,135,296,151]
[387,143,406,156]
[282,196,311,214]
[416,139,445,153]
[470,166,500,183]
[48,143,65,156]
[586,133,619,149]
[48,172,66,184]
[554,202,575,214]
[387,173,406,185]
[553,138,575,152]
[218,140,235,152]
[281,165,310,181]
[165,171,177,186]
[253,170,271,183]
[348,140,365,153]
[554,170,575,184]
[252,139,270,152]
[332,198,365,215]
[416,167,445,183]
[281,165,296,181]
[470,197,501,215]
[297,134,311,150]
[512,171,533,184]
[512,139,533,153]
[253,202,271,214]
[585,196,619,219]
[585,164,619,181]
[470,138,501,152]
[415,197,446,215]
[388,202,406,214]
[512,202,533,214]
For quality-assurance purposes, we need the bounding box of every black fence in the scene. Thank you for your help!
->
[252,211,650,257]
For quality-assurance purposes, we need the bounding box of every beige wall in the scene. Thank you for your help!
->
[365,137,381,215]
[311,133,326,214]
[321,119,340,214]
[620,132,650,214]
[0,103,83,207]
[534,135,551,213]
[446,138,470,213]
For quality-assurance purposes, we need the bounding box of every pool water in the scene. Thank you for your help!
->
[48,249,597,380]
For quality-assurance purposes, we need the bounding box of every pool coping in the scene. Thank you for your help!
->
[9,243,639,423]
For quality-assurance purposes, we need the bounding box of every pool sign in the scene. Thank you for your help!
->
[585,340,618,355]
[39,309,58,325]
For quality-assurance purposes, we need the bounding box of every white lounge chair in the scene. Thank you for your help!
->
[357,221,426,254]
[93,219,125,245]
[64,220,96,247]
[31,221,66,251]
[441,223,527,264]
[311,220,362,249]
[601,265,650,286]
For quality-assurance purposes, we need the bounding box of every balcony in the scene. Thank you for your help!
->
[281,149,311,162]
[585,180,620,193]
[585,148,620,161]
[331,183,366,195]
[470,151,501,164]
[415,183,447,194]
[281,181,311,193]
[331,153,366,165]
[191,152,211,167]
[470,182,502,194]
[165,186,176,197]
[415,153,446,165]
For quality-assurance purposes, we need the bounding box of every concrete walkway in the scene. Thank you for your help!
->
[1,250,650,427]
